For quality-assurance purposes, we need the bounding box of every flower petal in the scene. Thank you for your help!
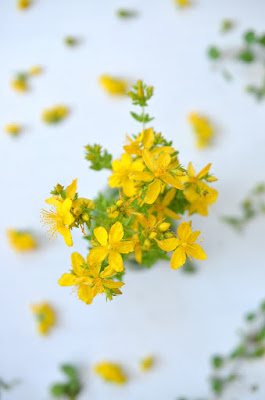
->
[186,244,207,260]
[187,162,195,177]
[144,179,161,204]
[100,265,116,279]
[78,284,94,304]
[58,225,73,246]
[177,222,192,241]
[162,187,176,206]
[171,246,186,269]
[114,240,134,253]
[103,280,125,289]
[94,226,108,245]
[109,221,124,245]
[197,164,211,179]
[129,171,154,182]
[58,273,77,286]
[156,238,179,251]
[89,246,109,264]
[157,152,171,169]
[71,252,86,276]
[65,178,77,199]
[61,199,73,214]
[142,149,156,172]
[187,231,201,244]
[142,128,155,149]
[164,207,181,220]
[45,196,62,206]
[161,174,184,190]
[108,250,124,272]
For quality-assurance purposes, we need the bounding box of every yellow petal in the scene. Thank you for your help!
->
[142,149,156,172]
[103,280,125,289]
[89,246,109,263]
[156,238,179,251]
[65,178,77,199]
[157,152,171,169]
[58,225,73,246]
[45,196,62,206]
[108,250,124,272]
[135,245,142,264]
[171,246,186,269]
[187,162,195,177]
[113,240,134,253]
[100,265,116,279]
[78,284,94,304]
[197,164,211,179]
[161,174,184,190]
[109,221,124,245]
[71,252,86,276]
[123,178,136,197]
[88,264,101,278]
[186,244,207,260]
[63,212,75,226]
[177,222,192,241]
[58,273,77,286]
[129,171,154,182]
[187,231,200,244]
[162,187,176,206]
[94,226,108,245]
[142,127,155,149]
[60,199,73,214]
[144,179,161,204]
[164,207,181,220]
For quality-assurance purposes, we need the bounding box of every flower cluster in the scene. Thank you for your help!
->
[41,104,69,124]
[7,229,37,252]
[188,112,214,148]
[31,302,55,335]
[11,65,42,93]
[99,75,128,96]
[42,81,218,305]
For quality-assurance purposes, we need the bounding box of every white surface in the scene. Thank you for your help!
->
[1,0,265,399]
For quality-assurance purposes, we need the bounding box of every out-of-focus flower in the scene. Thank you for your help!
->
[175,0,190,7]
[99,75,128,95]
[17,0,32,10]
[28,65,43,76]
[7,229,37,252]
[4,124,22,136]
[93,362,127,384]
[31,302,55,335]
[41,105,69,124]
[64,36,79,47]
[188,112,214,148]
[140,356,155,372]
[11,74,29,92]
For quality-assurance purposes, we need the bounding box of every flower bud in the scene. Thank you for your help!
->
[159,222,170,232]
[56,184,63,193]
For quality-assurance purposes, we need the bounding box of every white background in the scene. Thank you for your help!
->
[1,0,265,399]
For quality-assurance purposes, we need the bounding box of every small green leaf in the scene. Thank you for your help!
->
[208,46,221,60]
[238,49,255,63]
[211,355,224,369]
[243,30,256,44]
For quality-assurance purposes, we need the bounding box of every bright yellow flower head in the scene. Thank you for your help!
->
[157,221,206,269]
[31,302,55,335]
[42,105,69,124]
[93,362,127,384]
[89,221,134,272]
[175,0,190,7]
[140,356,155,372]
[130,149,184,204]
[11,78,28,92]
[4,124,22,136]
[123,127,155,156]
[183,162,218,216]
[17,0,32,10]
[28,65,43,76]
[109,153,144,197]
[150,187,181,221]
[7,229,36,252]
[188,112,214,148]
[58,252,124,304]
[99,75,128,96]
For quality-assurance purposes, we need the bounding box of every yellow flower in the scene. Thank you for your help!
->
[11,78,28,92]
[188,112,214,148]
[149,188,181,220]
[89,221,134,272]
[31,302,55,335]
[183,162,218,216]
[109,153,144,197]
[17,0,32,10]
[4,123,22,136]
[140,356,155,372]
[156,221,206,269]
[7,229,36,252]
[175,0,190,7]
[58,252,124,304]
[93,362,127,384]
[99,75,128,95]
[41,199,75,246]
[130,149,184,204]
[123,128,155,156]
[42,105,69,124]
[28,65,42,76]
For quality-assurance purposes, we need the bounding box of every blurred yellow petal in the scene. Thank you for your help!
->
[164,207,181,220]
[130,171,154,182]
[58,273,77,286]
[171,246,186,269]
[65,178,77,199]
[156,238,179,251]
[89,247,109,263]
[142,128,155,149]
[197,164,212,179]
[78,284,94,304]
[142,149,156,172]
[177,221,192,241]
[162,187,176,206]
[94,226,108,245]
[186,244,207,260]
[108,250,124,272]
[144,179,161,204]
[104,280,125,289]
[45,196,62,206]
[187,162,195,177]
[114,240,134,253]
[58,225,73,246]
[157,152,171,169]
[161,174,184,190]
[109,222,124,245]
[100,265,116,279]
[71,252,86,276]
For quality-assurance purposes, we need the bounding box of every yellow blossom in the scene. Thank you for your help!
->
[130,149,184,204]
[123,127,155,156]
[140,356,155,372]
[7,229,36,252]
[17,0,32,10]
[58,252,124,304]
[183,162,218,216]
[188,112,214,148]
[42,105,69,124]
[28,65,42,75]
[156,221,206,269]
[89,221,134,272]
[31,302,55,335]
[99,75,128,95]
[109,153,144,197]
[175,0,190,7]
[11,78,28,92]
[4,123,22,136]
[150,188,181,220]
[93,362,127,384]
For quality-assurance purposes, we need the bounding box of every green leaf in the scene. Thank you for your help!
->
[116,8,138,18]
[85,144,112,171]
[243,30,256,44]
[50,383,67,397]
[211,355,224,369]
[61,365,78,380]
[238,49,255,63]
[208,46,221,60]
